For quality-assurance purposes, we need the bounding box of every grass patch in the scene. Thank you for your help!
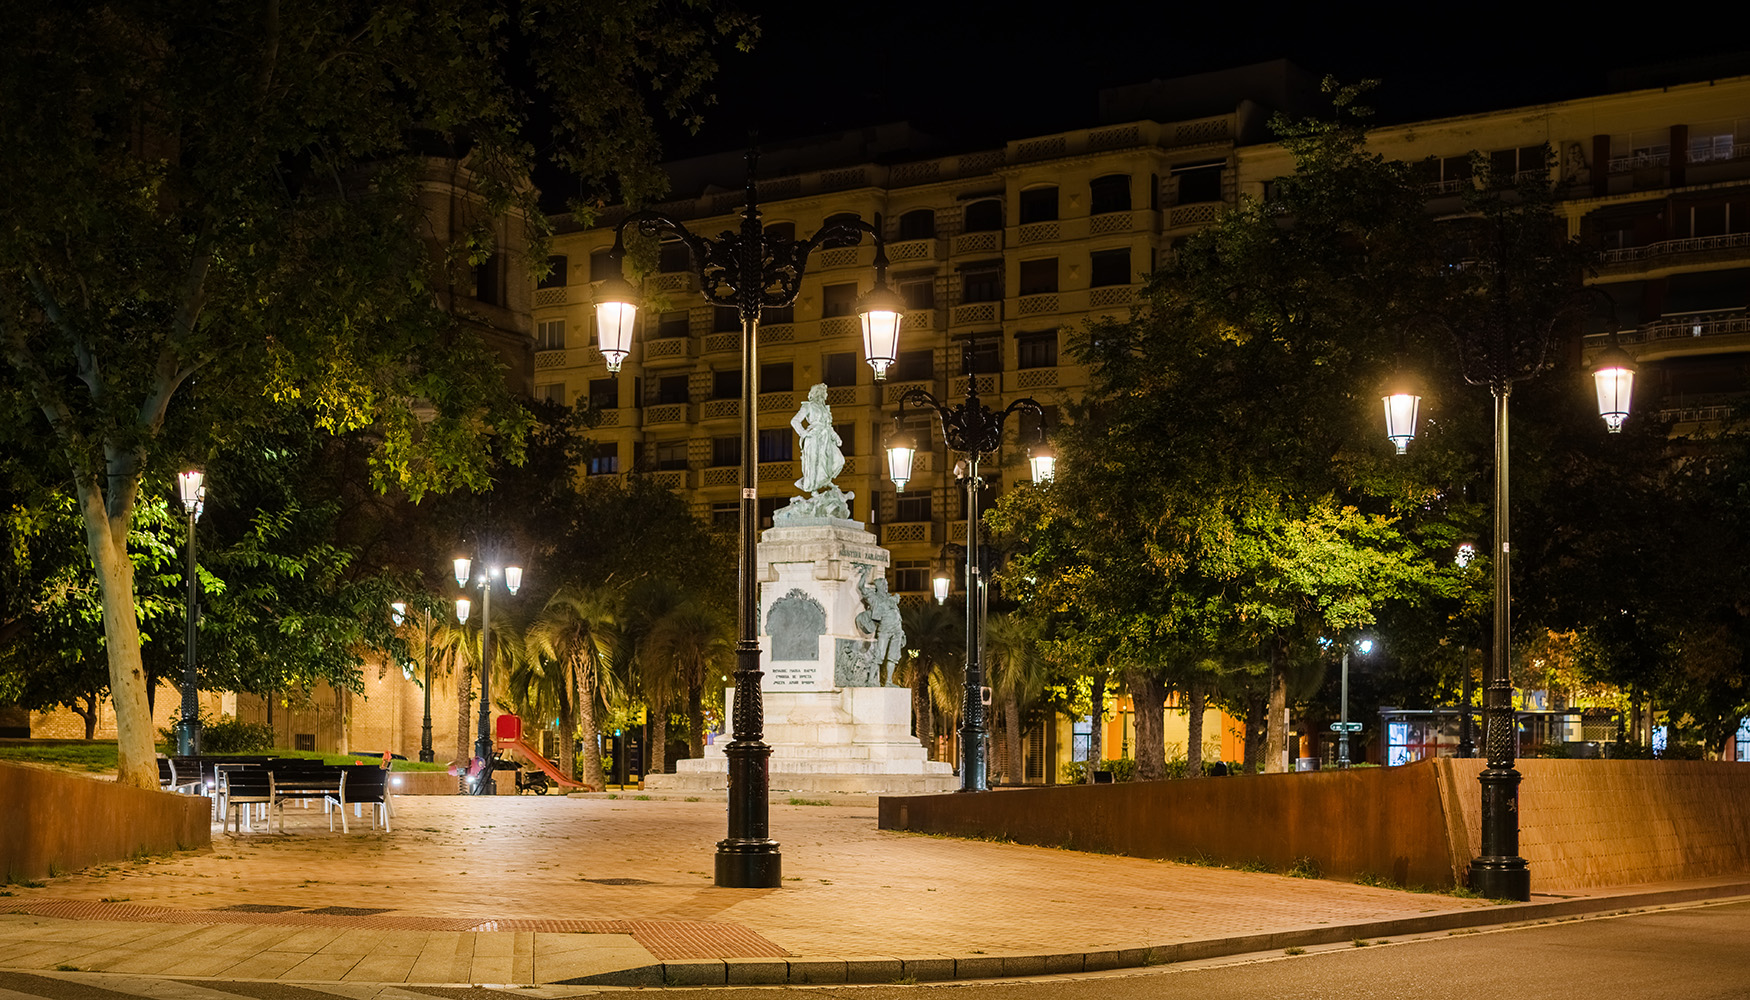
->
[604,793,618,800]
[634,795,651,801]
[1353,871,1401,890]
[54,965,78,972]
[1234,859,1273,873]
[0,743,119,773]
[1283,947,1306,956]
[1285,856,1322,879]
[787,797,831,806]
[1448,885,1483,899]
[1352,939,1371,948]
[684,796,700,802]
[892,975,917,986]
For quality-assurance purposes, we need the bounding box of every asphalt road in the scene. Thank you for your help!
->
[0,899,1744,999]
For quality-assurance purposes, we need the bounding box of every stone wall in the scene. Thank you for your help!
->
[0,763,210,880]
[881,758,1750,892]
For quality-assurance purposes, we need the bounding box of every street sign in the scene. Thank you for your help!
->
[1330,722,1363,732]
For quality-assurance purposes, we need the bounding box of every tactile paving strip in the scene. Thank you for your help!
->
[14,900,788,959]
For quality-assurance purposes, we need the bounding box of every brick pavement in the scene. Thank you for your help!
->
[0,795,1743,988]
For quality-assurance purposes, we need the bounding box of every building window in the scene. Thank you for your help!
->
[536,319,566,351]
[587,443,619,476]
[1488,145,1549,184]
[898,208,936,240]
[823,352,857,387]
[893,560,930,593]
[657,311,689,339]
[588,377,619,410]
[658,375,689,405]
[765,221,795,241]
[822,282,859,317]
[961,265,1002,303]
[658,239,691,273]
[1690,125,1736,164]
[759,496,786,529]
[823,211,863,249]
[1090,248,1131,287]
[762,304,794,324]
[894,491,932,522]
[712,369,740,400]
[1017,330,1058,369]
[711,436,740,467]
[761,361,794,393]
[835,422,855,454]
[963,199,1002,232]
[891,349,934,382]
[1019,258,1058,295]
[537,255,568,289]
[590,249,617,281]
[1019,186,1058,224]
[655,440,688,471]
[1173,161,1224,204]
[534,382,565,405]
[899,276,935,310]
[472,252,503,306]
[1090,174,1131,215]
[965,340,1001,374]
[758,428,793,462]
[713,306,741,332]
[712,502,738,530]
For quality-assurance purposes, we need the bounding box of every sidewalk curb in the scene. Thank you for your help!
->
[560,881,1750,987]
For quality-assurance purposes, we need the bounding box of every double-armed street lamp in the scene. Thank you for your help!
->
[589,152,903,888]
[1383,321,1636,900]
[885,344,1054,793]
[176,470,207,756]
[392,601,437,763]
[453,555,522,794]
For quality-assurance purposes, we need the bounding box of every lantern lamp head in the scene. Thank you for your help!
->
[1592,342,1638,434]
[856,282,905,381]
[593,271,640,374]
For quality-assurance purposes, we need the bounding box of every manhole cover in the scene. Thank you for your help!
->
[305,906,394,916]
[214,904,304,913]
[584,878,654,886]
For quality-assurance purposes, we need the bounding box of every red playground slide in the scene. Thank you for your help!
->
[494,715,594,790]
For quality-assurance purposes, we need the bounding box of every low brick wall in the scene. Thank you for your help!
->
[389,770,464,795]
[0,763,210,880]
[881,761,1456,887]
[881,758,1750,892]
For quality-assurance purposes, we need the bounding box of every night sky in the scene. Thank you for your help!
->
[660,2,1750,159]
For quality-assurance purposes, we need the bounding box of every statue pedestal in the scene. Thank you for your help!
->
[645,518,956,796]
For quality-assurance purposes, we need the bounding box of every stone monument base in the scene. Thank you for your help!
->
[643,687,958,796]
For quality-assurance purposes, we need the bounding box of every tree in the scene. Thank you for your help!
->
[897,602,964,758]
[525,585,620,789]
[0,0,751,786]
[985,611,1051,784]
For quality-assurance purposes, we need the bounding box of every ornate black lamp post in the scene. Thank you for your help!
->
[175,470,207,756]
[392,601,437,763]
[885,345,1052,792]
[453,556,522,794]
[1384,313,1635,901]
[590,153,903,888]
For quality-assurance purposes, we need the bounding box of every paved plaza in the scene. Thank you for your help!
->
[0,794,1744,989]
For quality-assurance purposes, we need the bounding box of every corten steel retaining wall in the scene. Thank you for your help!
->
[881,758,1750,891]
[881,760,1457,887]
[1438,758,1750,889]
[0,763,210,880]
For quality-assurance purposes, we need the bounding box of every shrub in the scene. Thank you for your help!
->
[157,713,273,753]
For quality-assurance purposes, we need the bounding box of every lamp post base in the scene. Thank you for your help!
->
[1471,765,1530,900]
[1469,857,1530,901]
[715,840,782,888]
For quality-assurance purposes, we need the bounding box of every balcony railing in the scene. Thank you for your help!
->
[953,231,1002,255]
[1597,231,1750,265]
[952,302,1000,325]
[532,286,569,308]
[886,238,940,263]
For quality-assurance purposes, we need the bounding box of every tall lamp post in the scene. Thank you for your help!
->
[885,345,1053,792]
[176,470,207,756]
[589,152,903,888]
[1383,321,1635,901]
[1337,638,1373,769]
[392,602,437,763]
[453,556,522,794]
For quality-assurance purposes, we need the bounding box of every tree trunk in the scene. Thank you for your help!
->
[78,487,156,789]
[1243,692,1266,772]
[647,703,667,775]
[575,659,607,789]
[74,693,98,740]
[455,649,473,791]
[1001,693,1023,785]
[1088,672,1105,773]
[1265,646,1289,773]
[1186,682,1206,778]
[913,659,934,756]
[687,682,704,760]
[1126,670,1166,780]
[557,691,577,781]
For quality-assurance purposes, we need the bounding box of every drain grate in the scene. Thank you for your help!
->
[304,906,394,916]
[213,904,304,913]
[583,877,654,886]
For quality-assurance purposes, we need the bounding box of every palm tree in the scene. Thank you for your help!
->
[524,585,621,789]
[897,602,964,758]
[985,611,1052,785]
[640,598,733,764]
[426,613,475,788]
